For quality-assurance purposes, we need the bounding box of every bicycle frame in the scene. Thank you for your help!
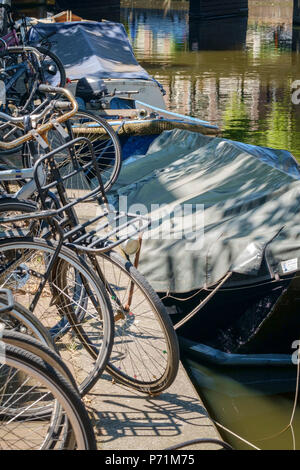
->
[0,165,46,200]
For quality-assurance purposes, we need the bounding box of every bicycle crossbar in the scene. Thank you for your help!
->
[0,167,34,180]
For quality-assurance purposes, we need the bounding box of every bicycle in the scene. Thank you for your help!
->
[0,84,122,197]
[0,85,180,395]
[0,3,66,91]
[0,43,66,168]
[0,89,116,395]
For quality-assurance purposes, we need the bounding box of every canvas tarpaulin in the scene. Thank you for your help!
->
[28,21,151,81]
[109,129,300,293]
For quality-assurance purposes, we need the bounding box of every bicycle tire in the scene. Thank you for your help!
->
[0,7,8,37]
[52,110,122,195]
[2,329,77,391]
[0,46,65,116]
[2,330,83,449]
[0,236,114,395]
[0,343,96,449]
[0,197,41,234]
[95,250,180,395]
[0,294,55,346]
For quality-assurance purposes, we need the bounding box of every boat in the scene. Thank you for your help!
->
[27,14,167,107]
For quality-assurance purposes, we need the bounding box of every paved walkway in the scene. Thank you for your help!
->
[85,363,221,451]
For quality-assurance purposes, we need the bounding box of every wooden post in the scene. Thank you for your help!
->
[189,0,248,20]
[293,0,300,24]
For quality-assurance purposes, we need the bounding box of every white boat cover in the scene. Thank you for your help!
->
[110,129,300,293]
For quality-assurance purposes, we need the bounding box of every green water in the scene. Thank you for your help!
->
[121,0,300,160]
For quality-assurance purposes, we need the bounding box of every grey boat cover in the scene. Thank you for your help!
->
[28,21,151,81]
[110,129,300,293]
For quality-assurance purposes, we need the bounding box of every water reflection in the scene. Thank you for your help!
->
[121,0,300,160]
[122,5,189,62]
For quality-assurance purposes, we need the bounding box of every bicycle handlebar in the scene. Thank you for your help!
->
[6,46,42,62]
[38,84,62,94]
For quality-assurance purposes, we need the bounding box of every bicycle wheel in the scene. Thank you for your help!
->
[0,5,9,37]
[0,198,89,344]
[1,46,65,116]
[94,250,179,395]
[0,295,80,392]
[1,331,80,449]
[2,329,78,397]
[0,343,96,449]
[19,46,66,110]
[0,54,25,155]
[2,50,39,114]
[0,237,114,395]
[48,110,122,196]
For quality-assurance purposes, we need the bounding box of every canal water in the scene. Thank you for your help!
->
[182,355,300,450]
